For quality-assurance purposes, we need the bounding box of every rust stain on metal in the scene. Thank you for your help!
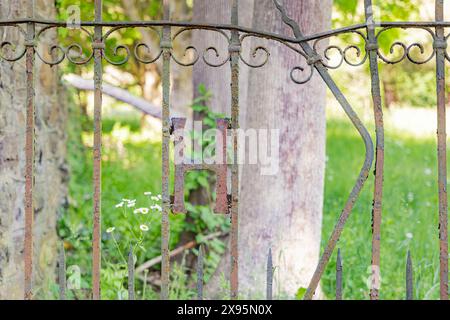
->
[406,251,413,300]
[92,0,103,301]
[197,244,204,300]
[160,0,172,301]
[59,242,66,300]
[435,0,448,301]
[24,0,36,301]
[128,246,135,300]
[365,0,384,301]
[172,118,229,214]
[336,249,343,300]
[229,0,240,301]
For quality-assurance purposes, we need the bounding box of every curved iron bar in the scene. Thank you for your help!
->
[239,33,271,68]
[0,24,27,62]
[104,25,163,65]
[272,0,374,300]
[375,26,436,64]
[239,33,315,83]
[445,32,450,62]
[171,27,231,67]
[313,30,369,69]
[2,18,450,43]
[35,25,94,65]
[1,19,448,68]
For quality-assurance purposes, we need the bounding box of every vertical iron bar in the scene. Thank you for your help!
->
[59,242,66,300]
[92,0,103,300]
[229,0,240,300]
[24,0,35,301]
[336,249,342,300]
[266,248,273,300]
[406,250,413,300]
[161,0,172,300]
[435,0,448,301]
[128,246,135,300]
[364,0,384,301]
[197,245,204,300]
[271,2,374,299]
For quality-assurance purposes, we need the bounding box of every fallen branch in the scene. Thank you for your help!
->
[63,74,183,119]
[135,231,227,274]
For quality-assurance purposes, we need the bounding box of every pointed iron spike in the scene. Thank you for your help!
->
[406,250,413,300]
[336,249,343,300]
[267,248,273,300]
[128,245,135,300]
[197,244,204,300]
[59,241,66,300]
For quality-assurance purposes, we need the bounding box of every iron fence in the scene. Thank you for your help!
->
[0,0,449,300]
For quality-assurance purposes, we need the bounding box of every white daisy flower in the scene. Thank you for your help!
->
[406,232,413,239]
[140,208,149,214]
[140,224,149,232]
[152,204,162,212]
[115,202,124,208]
[106,227,116,233]
[151,196,159,201]
[144,192,152,196]
[127,202,136,208]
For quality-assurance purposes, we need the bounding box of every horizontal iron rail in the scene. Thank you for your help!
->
[1,20,449,44]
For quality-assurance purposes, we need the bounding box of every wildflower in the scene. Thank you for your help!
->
[424,168,432,176]
[127,201,136,208]
[151,196,159,201]
[140,224,149,232]
[406,232,413,239]
[144,192,152,196]
[157,194,162,200]
[106,227,116,233]
[115,202,124,208]
[134,208,149,215]
[407,192,414,202]
[151,204,162,212]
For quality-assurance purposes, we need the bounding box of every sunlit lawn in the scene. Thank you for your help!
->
[321,117,444,300]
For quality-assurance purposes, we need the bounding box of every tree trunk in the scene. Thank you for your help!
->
[202,0,331,299]
[239,0,331,298]
[192,0,254,120]
[0,0,68,299]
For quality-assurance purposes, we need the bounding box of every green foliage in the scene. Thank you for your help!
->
[184,85,229,281]
[55,0,162,72]
[322,119,443,300]
[60,84,229,299]
[295,287,307,300]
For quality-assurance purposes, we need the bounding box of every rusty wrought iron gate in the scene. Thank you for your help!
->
[0,0,449,300]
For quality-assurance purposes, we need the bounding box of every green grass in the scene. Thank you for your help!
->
[61,108,227,299]
[62,101,447,300]
[321,119,444,300]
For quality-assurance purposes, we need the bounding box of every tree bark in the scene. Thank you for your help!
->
[239,0,331,298]
[201,0,331,299]
[0,0,68,299]
[192,0,254,121]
